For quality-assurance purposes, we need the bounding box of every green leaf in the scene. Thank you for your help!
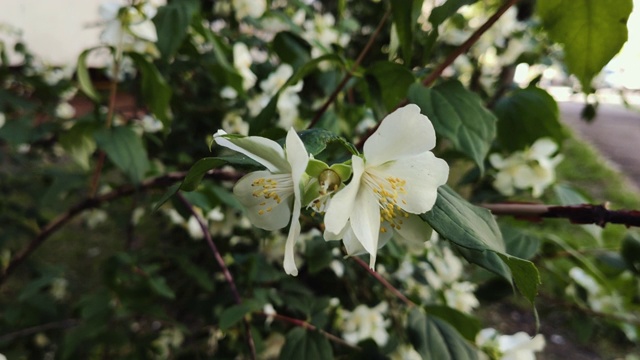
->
[497,254,540,304]
[128,53,173,131]
[273,31,311,69]
[391,0,422,62]
[367,61,415,112]
[175,256,214,292]
[153,0,199,58]
[94,126,150,184]
[501,225,541,260]
[59,121,99,170]
[153,182,181,211]
[279,328,333,360]
[76,47,102,102]
[537,0,632,91]
[407,308,478,360]
[621,231,640,274]
[409,81,496,172]
[421,185,505,253]
[429,0,477,26]
[305,237,334,274]
[494,86,565,152]
[298,128,343,156]
[454,245,512,282]
[180,158,227,192]
[148,275,176,299]
[423,305,481,342]
[219,300,263,331]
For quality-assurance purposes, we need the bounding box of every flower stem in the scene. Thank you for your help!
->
[176,193,256,360]
[307,10,391,129]
[352,257,416,308]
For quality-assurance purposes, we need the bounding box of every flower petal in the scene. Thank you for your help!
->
[282,129,310,276]
[350,185,381,269]
[324,156,364,236]
[393,215,432,251]
[364,104,437,166]
[529,138,558,158]
[375,152,449,214]
[213,130,290,173]
[233,171,292,230]
[130,21,158,42]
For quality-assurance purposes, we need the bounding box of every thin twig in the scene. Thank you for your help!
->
[89,60,120,198]
[480,202,640,228]
[256,312,360,351]
[356,0,520,149]
[307,10,391,129]
[176,193,256,360]
[0,169,242,286]
[352,257,416,308]
[0,319,80,343]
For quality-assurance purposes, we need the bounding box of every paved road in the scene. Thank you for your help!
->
[559,101,640,190]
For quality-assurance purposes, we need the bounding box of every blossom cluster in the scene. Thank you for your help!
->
[212,104,449,275]
[489,138,563,198]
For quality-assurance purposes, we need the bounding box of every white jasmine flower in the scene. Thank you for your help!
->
[490,138,563,198]
[263,303,276,325]
[55,102,76,119]
[83,209,108,229]
[152,327,184,359]
[444,281,479,313]
[221,86,238,99]
[568,267,601,295]
[132,207,145,225]
[324,104,449,269]
[476,328,545,360]
[232,0,266,20]
[186,215,205,240]
[50,278,69,300]
[259,64,303,129]
[390,344,422,360]
[99,2,158,48]
[214,129,310,275]
[222,112,250,135]
[0,113,5,129]
[342,302,391,346]
[140,114,163,133]
[233,43,257,90]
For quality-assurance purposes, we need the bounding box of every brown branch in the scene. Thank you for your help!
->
[480,202,640,228]
[0,169,242,287]
[176,193,256,360]
[256,312,360,351]
[356,0,520,149]
[307,10,391,129]
[352,257,416,308]
[0,319,80,343]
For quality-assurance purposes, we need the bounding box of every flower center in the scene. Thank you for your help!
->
[251,174,293,215]
[309,169,342,213]
[364,172,409,232]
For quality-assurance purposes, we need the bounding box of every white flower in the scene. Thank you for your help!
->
[444,281,479,313]
[233,43,257,90]
[390,344,422,360]
[232,0,266,20]
[568,267,601,295]
[222,112,250,135]
[55,102,76,119]
[99,1,158,53]
[490,138,563,198]
[186,215,205,240]
[83,209,108,229]
[476,328,545,360]
[263,303,276,325]
[214,129,310,275]
[324,104,449,269]
[140,114,163,133]
[341,302,391,346]
[0,113,5,129]
[259,64,303,129]
[50,278,69,300]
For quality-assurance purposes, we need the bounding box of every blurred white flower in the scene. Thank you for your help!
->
[220,86,238,99]
[476,328,545,360]
[233,43,257,90]
[140,114,163,133]
[259,64,303,129]
[152,327,184,359]
[0,112,5,129]
[444,281,479,313]
[263,303,276,325]
[99,1,158,50]
[55,102,76,119]
[568,267,601,295]
[83,209,108,229]
[232,0,266,20]
[132,207,145,225]
[50,277,68,300]
[390,344,422,360]
[342,302,391,346]
[490,138,563,198]
[186,215,205,240]
[222,112,250,135]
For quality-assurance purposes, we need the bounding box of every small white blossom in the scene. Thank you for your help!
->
[232,0,266,20]
[152,327,184,359]
[0,113,5,129]
[390,344,422,360]
[83,209,108,229]
[100,1,158,51]
[222,112,250,135]
[476,328,545,360]
[490,138,563,198]
[341,302,391,346]
[444,281,479,313]
[50,278,69,300]
[233,43,257,90]
[55,102,76,119]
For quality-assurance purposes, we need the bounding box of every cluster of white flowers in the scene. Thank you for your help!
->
[163,205,250,241]
[213,104,449,275]
[99,1,159,55]
[476,328,545,360]
[490,138,563,198]
[340,301,391,346]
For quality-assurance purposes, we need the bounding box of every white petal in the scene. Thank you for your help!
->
[375,152,449,214]
[324,156,364,235]
[342,226,366,255]
[529,138,558,158]
[350,185,381,269]
[101,22,123,46]
[364,104,437,166]
[233,171,292,230]
[213,130,289,173]
[99,3,120,20]
[282,129,309,276]
[130,21,158,42]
